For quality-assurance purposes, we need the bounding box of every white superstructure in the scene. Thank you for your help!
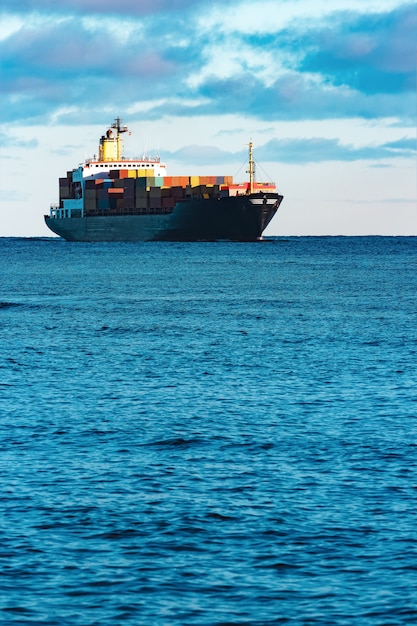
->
[51,117,167,218]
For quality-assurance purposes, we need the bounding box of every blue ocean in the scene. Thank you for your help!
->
[1,236,417,625]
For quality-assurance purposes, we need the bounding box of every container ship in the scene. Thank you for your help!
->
[45,118,283,242]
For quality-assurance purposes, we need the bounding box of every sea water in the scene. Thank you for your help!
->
[1,236,417,625]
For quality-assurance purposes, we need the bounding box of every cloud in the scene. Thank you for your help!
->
[0,0,215,17]
[298,3,417,95]
[166,145,236,165]
[166,136,416,165]
[154,71,414,122]
[382,138,416,151]
[0,131,38,149]
[0,15,205,124]
[0,1,415,126]
[1,19,188,83]
[258,137,416,163]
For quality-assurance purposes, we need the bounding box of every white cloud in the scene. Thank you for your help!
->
[196,0,405,34]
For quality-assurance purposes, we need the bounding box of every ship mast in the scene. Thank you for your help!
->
[112,117,129,161]
[248,140,255,194]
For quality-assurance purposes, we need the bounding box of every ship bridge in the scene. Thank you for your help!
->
[83,159,167,179]
[81,117,167,178]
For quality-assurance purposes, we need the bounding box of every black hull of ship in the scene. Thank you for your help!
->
[45,193,282,242]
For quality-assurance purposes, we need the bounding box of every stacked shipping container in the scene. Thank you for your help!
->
[60,168,275,215]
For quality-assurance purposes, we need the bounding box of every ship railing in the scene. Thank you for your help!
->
[85,207,174,217]
[49,204,83,219]
[136,156,161,163]
[84,156,162,164]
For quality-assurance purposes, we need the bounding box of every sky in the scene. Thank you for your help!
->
[0,0,416,236]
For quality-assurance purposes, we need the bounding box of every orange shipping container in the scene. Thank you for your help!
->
[108,188,124,194]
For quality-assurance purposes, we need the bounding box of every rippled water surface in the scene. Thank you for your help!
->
[1,236,417,625]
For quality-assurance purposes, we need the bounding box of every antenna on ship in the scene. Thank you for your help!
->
[111,117,129,160]
[112,117,129,135]
[247,140,255,194]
